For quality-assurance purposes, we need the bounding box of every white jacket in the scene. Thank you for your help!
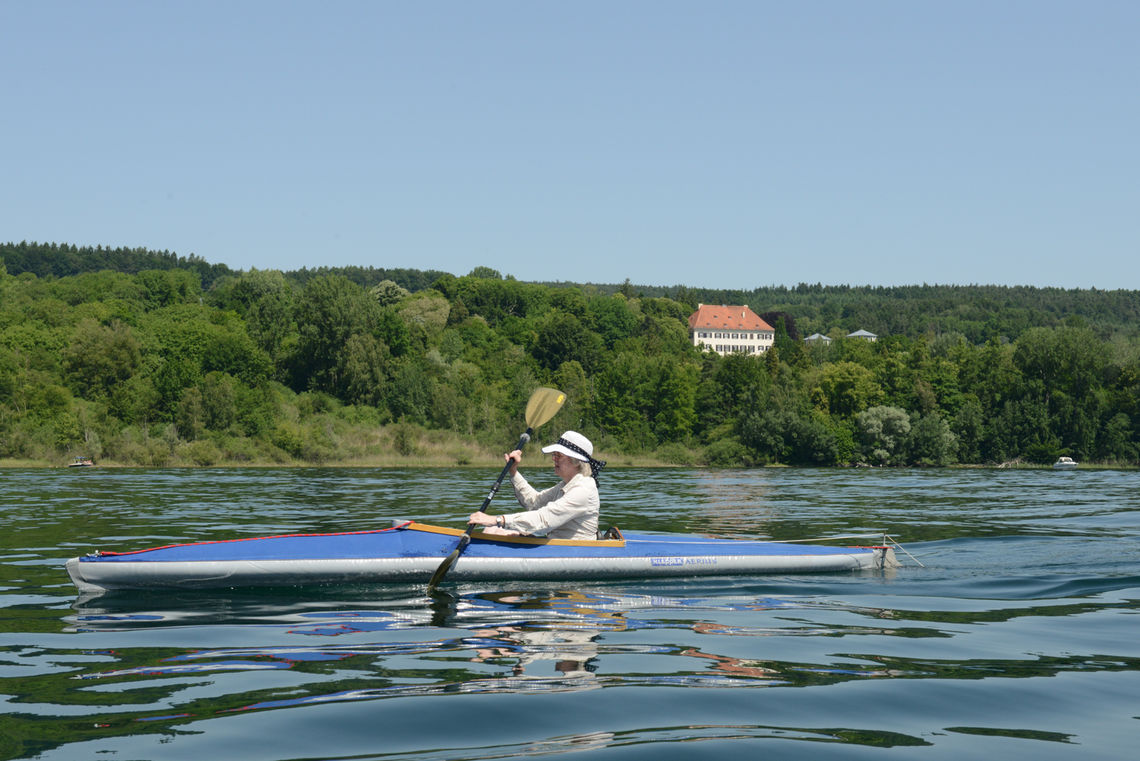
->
[501,472,599,540]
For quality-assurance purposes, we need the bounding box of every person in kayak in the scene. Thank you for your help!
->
[468,430,605,541]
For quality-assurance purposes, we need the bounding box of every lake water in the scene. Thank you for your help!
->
[1,466,1138,760]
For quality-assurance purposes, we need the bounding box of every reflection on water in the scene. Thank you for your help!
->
[62,586,908,720]
[49,582,1134,739]
[2,467,1139,760]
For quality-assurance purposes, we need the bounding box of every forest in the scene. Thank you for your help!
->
[2,241,1139,468]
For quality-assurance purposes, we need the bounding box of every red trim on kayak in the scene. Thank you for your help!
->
[94,521,414,557]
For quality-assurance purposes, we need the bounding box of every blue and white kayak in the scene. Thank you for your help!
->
[65,521,899,592]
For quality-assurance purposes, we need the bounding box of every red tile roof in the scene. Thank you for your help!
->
[688,304,773,332]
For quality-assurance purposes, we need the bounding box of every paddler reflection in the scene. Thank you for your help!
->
[468,592,610,680]
[471,625,599,679]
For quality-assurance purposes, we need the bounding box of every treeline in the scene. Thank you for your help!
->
[1,244,1138,468]
[2,241,236,289]
[11,241,1140,344]
[590,281,1140,347]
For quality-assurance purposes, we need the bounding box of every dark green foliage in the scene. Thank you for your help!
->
[586,295,640,348]
[387,358,434,425]
[285,265,450,292]
[533,312,603,372]
[62,319,141,398]
[291,275,409,398]
[2,244,1139,467]
[1,241,232,287]
[739,408,839,466]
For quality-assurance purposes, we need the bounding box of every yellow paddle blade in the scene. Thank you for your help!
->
[525,387,566,430]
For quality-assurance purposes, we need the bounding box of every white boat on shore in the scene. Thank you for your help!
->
[1053,456,1078,470]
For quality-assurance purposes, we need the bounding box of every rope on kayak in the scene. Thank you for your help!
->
[774,532,891,543]
[776,532,924,567]
[883,534,924,567]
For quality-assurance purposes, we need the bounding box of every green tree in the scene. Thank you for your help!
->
[398,291,451,346]
[235,272,297,368]
[856,405,911,465]
[1097,412,1137,462]
[136,268,200,309]
[652,359,699,442]
[533,312,603,372]
[952,394,985,463]
[739,408,839,465]
[812,361,883,418]
[176,386,205,440]
[553,360,594,434]
[202,327,272,385]
[586,295,639,348]
[201,372,238,431]
[370,279,410,306]
[907,413,958,466]
[387,358,434,424]
[293,275,408,398]
[340,333,390,407]
[61,319,141,399]
[695,353,770,435]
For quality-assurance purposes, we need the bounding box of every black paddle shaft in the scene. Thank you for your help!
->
[426,428,533,590]
[474,429,531,517]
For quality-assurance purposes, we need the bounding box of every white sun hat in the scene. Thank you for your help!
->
[542,430,593,462]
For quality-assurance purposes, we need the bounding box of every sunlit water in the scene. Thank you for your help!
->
[1,466,1137,760]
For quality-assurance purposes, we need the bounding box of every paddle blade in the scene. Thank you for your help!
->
[426,549,459,591]
[427,534,470,591]
[525,387,566,430]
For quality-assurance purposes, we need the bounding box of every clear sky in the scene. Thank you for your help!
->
[3,1,1138,290]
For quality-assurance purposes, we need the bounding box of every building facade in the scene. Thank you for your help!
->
[688,304,775,356]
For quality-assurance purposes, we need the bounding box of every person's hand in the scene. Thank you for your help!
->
[504,449,522,475]
[468,511,496,526]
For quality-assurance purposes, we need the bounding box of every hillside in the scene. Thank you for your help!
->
[2,242,1138,468]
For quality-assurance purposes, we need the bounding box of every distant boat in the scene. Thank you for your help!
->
[68,456,95,468]
[1052,456,1078,470]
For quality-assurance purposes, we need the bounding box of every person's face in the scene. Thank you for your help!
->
[551,451,580,480]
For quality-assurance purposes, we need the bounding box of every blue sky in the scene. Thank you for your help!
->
[3,1,1138,289]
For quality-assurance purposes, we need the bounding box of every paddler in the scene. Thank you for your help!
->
[468,430,605,540]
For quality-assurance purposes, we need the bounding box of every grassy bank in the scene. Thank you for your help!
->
[0,423,687,469]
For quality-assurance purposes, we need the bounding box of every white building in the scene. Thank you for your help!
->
[688,304,775,356]
[847,329,878,342]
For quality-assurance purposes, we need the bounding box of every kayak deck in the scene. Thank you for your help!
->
[66,521,899,592]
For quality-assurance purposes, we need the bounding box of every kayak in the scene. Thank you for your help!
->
[65,521,900,593]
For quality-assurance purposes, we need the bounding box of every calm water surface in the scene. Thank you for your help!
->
[1,467,1137,760]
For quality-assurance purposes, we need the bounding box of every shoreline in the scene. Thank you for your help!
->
[4,457,1133,471]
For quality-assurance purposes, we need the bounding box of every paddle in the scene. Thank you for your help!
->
[426,387,566,591]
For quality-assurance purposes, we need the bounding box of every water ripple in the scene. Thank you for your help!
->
[2,467,1138,760]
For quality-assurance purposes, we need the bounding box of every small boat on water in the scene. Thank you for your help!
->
[65,521,900,593]
[67,456,95,468]
[1053,456,1078,470]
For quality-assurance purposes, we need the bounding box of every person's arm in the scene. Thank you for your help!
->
[468,450,526,526]
[468,511,510,528]
[499,475,597,536]
[469,471,557,527]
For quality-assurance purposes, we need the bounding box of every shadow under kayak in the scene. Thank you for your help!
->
[66,521,900,592]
